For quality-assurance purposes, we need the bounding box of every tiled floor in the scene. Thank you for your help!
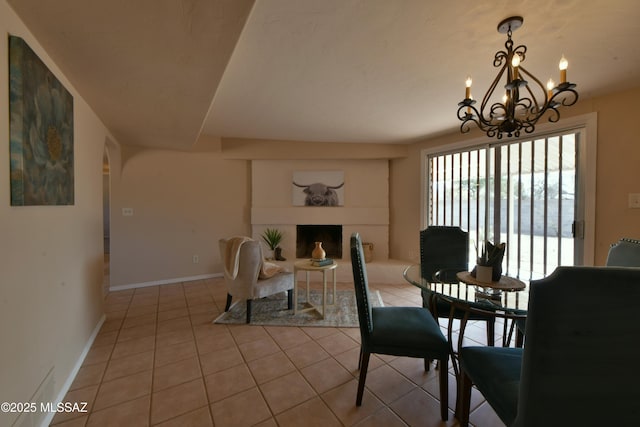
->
[51,272,506,427]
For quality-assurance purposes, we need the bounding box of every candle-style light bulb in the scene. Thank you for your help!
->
[559,55,568,83]
[465,76,472,99]
[546,78,555,98]
[511,54,520,79]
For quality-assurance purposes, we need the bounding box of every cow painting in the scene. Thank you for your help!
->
[293,181,344,206]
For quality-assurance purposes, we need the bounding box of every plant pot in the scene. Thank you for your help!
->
[475,265,493,283]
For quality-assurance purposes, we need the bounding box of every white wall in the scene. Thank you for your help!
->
[0,2,109,425]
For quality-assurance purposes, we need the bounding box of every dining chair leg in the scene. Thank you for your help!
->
[438,357,449,421]
[358,348,363,370]
[458,370,473,426]
[225,293,232,311]
[356,351,370,406]
[486,318,495,346]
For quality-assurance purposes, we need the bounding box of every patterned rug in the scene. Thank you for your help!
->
[213,289,383,327]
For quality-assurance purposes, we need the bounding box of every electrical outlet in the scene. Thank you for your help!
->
[122,207,134,216]
[192,255,199,264]
[629,193,640,209]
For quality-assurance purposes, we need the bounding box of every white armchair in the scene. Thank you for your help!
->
[219,237,294,323]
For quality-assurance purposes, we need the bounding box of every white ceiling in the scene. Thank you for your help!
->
[8,0,640,149]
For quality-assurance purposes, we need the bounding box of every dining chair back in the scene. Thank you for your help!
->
[459,266,640,426]
[606,237,640,267]
[420,226,469,283]
[420,226,497,345]
[351,232,450,420]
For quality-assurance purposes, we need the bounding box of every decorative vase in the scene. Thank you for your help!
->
[311,242,326,260]
[475,265,493,283]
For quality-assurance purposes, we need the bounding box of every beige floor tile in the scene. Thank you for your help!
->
[276,396,342,427]
[389,387,456,427]
[259,371,316,415]
[264,326,312,349]
[153,356,202,391]
[199,346,244,376]
[150,378,208,425]
[300,356,354,393]
[122,312,157,329]
[93,370,152,411]
[284,340,330,369]
[83,344,115,366]
[469,401,506,427]
[51,385,99,425]
[103,350,154,382]
[156,306,190,322]
[238,336,281,362]
[155,328,194,348]
[153,405,213,427]
[364,364,417,404]
[93,330,119,348]
[315,331,359,356]
[353,407,408,427]
[210,387,272,427]
[116,323,157,342]
[126,304,158,318]
[86,395,150,427]
[157,316,192,335]
[69,362,107,391]
[111,336,155,360]
[50,415,89,426]
[227,324,270,344]
[204,364,256,402]
[320,379,385,426]
[247,351,297,384]
[196,331,236,354]
[154,339,198,368]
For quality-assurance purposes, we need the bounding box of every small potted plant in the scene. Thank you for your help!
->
[475,242,494,283]
[261,228,285,261]
[474,240,506,283]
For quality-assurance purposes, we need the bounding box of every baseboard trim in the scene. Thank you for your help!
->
[40,314,106,427]
[109,273,222,292]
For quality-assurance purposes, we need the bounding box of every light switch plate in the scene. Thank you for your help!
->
[629,193,640,209]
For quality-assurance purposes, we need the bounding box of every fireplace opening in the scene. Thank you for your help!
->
[296,225,343,259]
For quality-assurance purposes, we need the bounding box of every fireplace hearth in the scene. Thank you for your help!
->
[296,225,342,259]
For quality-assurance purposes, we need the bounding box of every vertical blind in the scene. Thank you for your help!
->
[428,132,577,280]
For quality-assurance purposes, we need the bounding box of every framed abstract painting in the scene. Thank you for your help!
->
[8,35,74,206]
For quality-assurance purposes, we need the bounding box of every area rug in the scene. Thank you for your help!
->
[213,290,383,327]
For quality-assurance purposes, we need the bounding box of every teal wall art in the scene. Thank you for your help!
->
[9,35,74,206]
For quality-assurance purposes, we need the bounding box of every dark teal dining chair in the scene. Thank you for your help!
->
[458,266,640,426]
[420,226,497,346]
[350,232,450,421]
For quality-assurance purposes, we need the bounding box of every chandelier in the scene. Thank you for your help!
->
[457,16,578,139]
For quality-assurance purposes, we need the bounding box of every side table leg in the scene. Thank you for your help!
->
[322,271,327,319]
[293,268,298,315]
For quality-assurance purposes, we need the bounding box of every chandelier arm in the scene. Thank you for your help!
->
[480,64,508,118]
[550,85,579,107]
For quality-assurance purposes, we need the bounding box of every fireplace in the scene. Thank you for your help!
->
[296,225,343,259]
